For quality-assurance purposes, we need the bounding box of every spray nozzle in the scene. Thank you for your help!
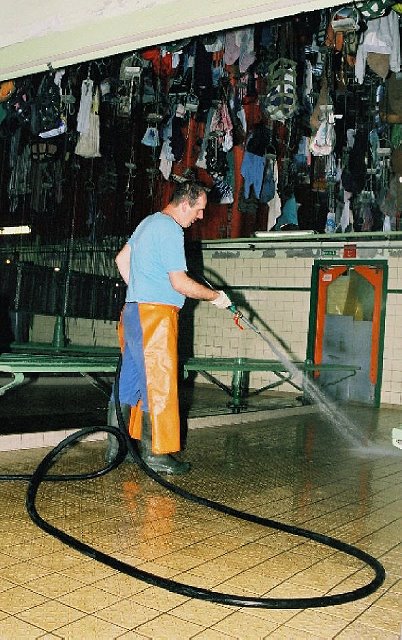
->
[227,305,244,330]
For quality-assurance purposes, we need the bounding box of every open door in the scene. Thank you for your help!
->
[307,261,388,407]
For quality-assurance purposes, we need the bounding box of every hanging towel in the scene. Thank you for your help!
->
[76,79,93,134]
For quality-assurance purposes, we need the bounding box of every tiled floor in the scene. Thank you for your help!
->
[0,381,401,639]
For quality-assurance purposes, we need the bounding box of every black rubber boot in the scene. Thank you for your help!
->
[106,400,131,464]
[139,412,191,475]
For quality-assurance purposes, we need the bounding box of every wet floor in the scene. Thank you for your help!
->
[0,379,401,638]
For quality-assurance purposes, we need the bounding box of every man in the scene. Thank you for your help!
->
[108,181,231,474]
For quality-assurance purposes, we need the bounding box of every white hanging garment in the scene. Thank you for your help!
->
[159,140,174,180]
[75,88,101,158]
[267,161,281,230]
[339,191,352,231]
[76,78,94,134]
[355,11,401,84]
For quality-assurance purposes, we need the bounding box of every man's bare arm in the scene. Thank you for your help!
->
[169,271,219,301]
[115,243,131,285]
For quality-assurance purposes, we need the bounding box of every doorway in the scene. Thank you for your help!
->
[307,261,388,407]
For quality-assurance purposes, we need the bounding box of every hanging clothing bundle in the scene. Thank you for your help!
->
[209,100,233,152]
[355,11,401,84]
[310,105,336,156]
[224,27,256,73]
[263,58,298,122]
[75,86,101,158]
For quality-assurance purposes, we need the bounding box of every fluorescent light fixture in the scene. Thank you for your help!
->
[0,225,31,235]
[254,230,317,238]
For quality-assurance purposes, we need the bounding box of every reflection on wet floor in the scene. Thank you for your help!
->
[0,377,301,433]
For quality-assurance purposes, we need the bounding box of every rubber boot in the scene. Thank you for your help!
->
[139,412,191,475]
[106,400,131,464]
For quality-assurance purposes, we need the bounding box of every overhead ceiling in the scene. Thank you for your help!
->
[0,0,344,81]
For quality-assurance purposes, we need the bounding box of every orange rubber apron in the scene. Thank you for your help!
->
[118,302,181,454]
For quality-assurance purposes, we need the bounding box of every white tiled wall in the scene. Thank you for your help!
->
[31,315,119,348]
[29,242,402,407]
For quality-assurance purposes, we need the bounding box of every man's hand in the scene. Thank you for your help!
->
[211,290,232,309]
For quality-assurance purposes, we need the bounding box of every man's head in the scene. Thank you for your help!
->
[169,181,207,228]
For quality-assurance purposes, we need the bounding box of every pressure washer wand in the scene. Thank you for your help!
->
[228,306,273,349]
[198,274,275,349]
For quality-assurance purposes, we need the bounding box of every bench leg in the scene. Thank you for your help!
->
[229,370,249,413]
[0,372,25,396]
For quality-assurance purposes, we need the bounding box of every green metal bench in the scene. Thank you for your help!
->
[0,350,360,413]
[0,350,119,396]
[183,357,360,413]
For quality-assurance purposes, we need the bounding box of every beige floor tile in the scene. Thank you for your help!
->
[115,631,153,639]
[136,560,180,579]
[94,598,160,629]
[110,550,148,567]
[373,590,402,612]
[217,570,279,596]
[56,613,127,639]
[59,560,117,584]
[57,584,122,613]
[32,552,86,572]
[336,620,401,639]
[189,558,244,582]
[136,611,204,639]
[17,600,85,632]
[173,571,222,590]
[25,572,87,598]
[6,539,66,561]
[262,581,324,600]
[258,551,316,576]
[356,604,402,633]
[178,542,228,562]
[0,608,10,621]
[0,615,47,639]
[285,608,353,637]
[265,625,327,639]
[389,578,402,593]
[0,585,47,614]
[223,543,280,566]
[236,606,300,626]
[0,560,55,584]
[191,630,235,639]
[170,599,232,626]
[0,576,16,592]
[130,585,189,612]
[212,610,279,639]
[0,551,19,568]
[94,572,149,597]
[155,551,204,572]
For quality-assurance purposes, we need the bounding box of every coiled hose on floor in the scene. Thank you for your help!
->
[0,355,386,610]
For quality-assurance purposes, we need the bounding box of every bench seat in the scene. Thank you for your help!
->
[183,357,360,412]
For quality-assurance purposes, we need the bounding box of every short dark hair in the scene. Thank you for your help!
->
[170,181,207,207]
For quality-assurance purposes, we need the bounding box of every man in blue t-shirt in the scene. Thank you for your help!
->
[109,181,231,475]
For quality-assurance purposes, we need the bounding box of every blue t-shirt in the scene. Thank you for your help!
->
[125,212,187,308]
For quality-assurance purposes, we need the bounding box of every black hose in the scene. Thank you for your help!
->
[15,356,384,609]
[0,325,386,609]
[0,424,128,482]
